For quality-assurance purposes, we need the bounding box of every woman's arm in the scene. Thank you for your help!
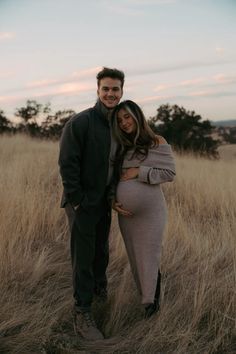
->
[139,136,176,184]
[120,135,176,184]
[138,166,175,184]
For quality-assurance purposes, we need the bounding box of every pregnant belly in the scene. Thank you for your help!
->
[116,179,164,215]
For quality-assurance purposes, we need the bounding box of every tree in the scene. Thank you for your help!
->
[220,127,236,144]
[15,100,42,123]
[41,109,75,139]
[149,104,220,158]
[15,100,51,136]
[0,109,12,133]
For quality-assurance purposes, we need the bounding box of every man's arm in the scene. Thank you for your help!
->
[58,115,88,208]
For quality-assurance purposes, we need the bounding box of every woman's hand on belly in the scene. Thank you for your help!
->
[112,200,133,217]
[120,167,139,181]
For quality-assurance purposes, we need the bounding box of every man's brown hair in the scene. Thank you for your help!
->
[96,67,125,88]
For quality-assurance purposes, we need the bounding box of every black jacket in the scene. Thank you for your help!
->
[58,100,111,213]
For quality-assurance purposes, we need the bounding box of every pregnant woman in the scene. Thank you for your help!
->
[110,100,176,318]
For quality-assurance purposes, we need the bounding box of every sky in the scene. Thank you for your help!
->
[0,0,236,122]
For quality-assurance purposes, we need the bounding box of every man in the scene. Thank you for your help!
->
[58,67,124,340]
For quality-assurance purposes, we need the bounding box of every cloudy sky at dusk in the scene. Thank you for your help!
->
[0,0,235,122]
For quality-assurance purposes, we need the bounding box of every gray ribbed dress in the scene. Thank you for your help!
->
[116,144,176,305]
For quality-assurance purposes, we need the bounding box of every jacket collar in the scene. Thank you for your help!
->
[94,100,113,123]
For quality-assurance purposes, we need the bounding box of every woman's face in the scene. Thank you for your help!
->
[117,108,136,134]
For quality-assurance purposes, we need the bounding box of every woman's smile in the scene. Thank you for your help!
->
[117,108,136,134]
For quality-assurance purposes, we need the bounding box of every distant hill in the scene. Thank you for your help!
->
[212,120,236,127]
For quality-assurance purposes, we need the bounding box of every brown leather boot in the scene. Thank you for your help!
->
[73,308,104,340]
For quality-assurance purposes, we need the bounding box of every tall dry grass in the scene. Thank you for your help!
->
[0,135,235,354]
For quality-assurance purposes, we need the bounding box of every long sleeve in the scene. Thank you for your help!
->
[136,144,176,185]
[58,115,88,206]
[138,166,175,184]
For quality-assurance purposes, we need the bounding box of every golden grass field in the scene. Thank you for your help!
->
[0,135,235,354]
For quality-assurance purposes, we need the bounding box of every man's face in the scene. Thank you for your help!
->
[97,77,123,109]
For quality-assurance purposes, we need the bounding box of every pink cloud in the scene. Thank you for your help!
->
[26,79,60,88]
[154,77,206,92]
[0,95,20,104]
[213,74,226,82]
[72,66,102,78]
[136,94,172,104]
[0,32,15,41]
[154,84,171,92]
[215,47,225,55]
[29,81,94,99]
[25,66,100,90]
[0,71,15,79]
[0,82,94,105]
[180,78,206,86]
[212,74,236,84]
[188,90,213,97]
[56,82,94,95]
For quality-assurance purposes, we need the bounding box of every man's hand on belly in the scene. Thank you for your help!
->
[120,167,139,181]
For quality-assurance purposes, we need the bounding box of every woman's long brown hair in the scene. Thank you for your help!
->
[111,100,158,180]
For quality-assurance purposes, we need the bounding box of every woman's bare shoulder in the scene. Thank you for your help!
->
[155,135,168,145]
